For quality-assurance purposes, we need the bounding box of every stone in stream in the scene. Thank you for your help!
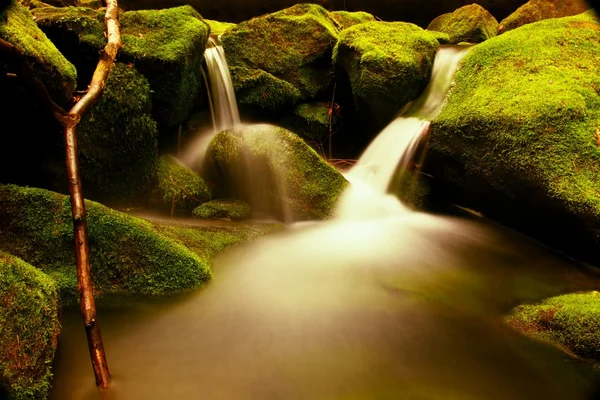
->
[427,4,499,44]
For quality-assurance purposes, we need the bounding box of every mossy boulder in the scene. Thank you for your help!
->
[155,155,212,213]
[0,184,212,304]
[49,62,159,206]
[205,19,236,35]
[0,2,76,105]
[329,10,376,30]
[507,292,600,362]
[203,124,348,220]
[278,102,340,155]
[32,5,210,127]
[333,21,439,133]
[0,252,60,400]
[220,4,339,111]
[426,11,600,265]
[427,4,499,44]
[498,0,590,33]
[192,199,251,221]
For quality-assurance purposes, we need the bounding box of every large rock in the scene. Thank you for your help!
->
[426,11,600,266]
[0,184,212,304]
[221,4,339,111]
[427,4,499,44]
[49,62,159,207]
[499,0,590,32]
[0,252,60,400]
[32,5,210,127]
[203,124,348,220]
[329,10,376,30]
[333,21,439,133]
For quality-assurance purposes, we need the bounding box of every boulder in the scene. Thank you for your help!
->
[0,184,212,304]
[0,252,60,400]
[427,4,499,43]
[329,10,376,30]
[220,4,339,111]
[32,5,210,127]
[192,199,251,221]
[205,19,236,35]
[333,21,439,133]
[203,124,348,220]
[499,0,590,33]
[155,155,212,213]
[426,11,600,266]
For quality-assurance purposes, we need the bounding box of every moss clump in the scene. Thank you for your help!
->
[156,155,212,212]
[329,10,376,30]
[0,252,60,400]
[51,62,158,206]
[204,124,348,220]
[221,4,339,111]
[499,0,590,33]
[205,19,236,35]
[506,292,600,362]
[427,4,499,44]
[0,184,212,304]
[0,2,76,105]
[33,5,210,127]
[427,12,600,264]
[192,199,251,221]
[278,102,340,153]
[333,21,439,131]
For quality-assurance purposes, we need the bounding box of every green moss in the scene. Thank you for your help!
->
[0,2,76,105]
[0,252,60,400]
[221,3,339,111]
[229,66,302,110]
[333,21,439,131]
[192,199,251,221]
[329,10,376,30]
[0,184,212,304]
[506,292,600,362]
[278,102,340,153]
[156,155,212,211]
[205,19,236,35]
[428,12,600,261]
[429,30,452,44]
[499,0,590,33]
[427,4,498,44]
[204,124,348,220]
[58,62,158,206]
[33,5,210,126]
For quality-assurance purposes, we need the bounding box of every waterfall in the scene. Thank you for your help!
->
[335,44,472,219]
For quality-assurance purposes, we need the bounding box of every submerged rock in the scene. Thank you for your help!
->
[0,252,60,400]
[220,4,339,111]
[329,10,376,30]
[333,21,439,133]
[0,184,212,304]
[498,0,590,32]
[507,292,600,363]
[192,199,251,221]
[203,124,348,220]
[427,11,600,266]
[155,155,212,213]
[32,5,210,127]
[427,4,499,43]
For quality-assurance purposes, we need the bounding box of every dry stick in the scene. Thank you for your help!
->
[62,0,122,388]
[328,83,337,161]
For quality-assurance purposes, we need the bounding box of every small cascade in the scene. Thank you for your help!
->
[336,44,472,219]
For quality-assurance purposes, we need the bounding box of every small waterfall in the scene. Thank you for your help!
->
[336,44,472,219]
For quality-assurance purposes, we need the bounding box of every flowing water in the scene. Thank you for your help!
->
[50,45,600,399]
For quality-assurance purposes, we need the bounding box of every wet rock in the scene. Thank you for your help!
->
[498,0,590,33]
[155,155,212,213]
[192,199,251,221]
[427,4,499,43]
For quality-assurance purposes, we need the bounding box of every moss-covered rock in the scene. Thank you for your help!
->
[203,124,348,220]
[32,5,210,127]
[506,292,600,363]
[498,0,590,33]
[427,4,499,44]
[333,21,439,133]
[0,184,212,304]
[426,11,600,265]
[0,2,76,105]
[220,4,338,111]
[50,62,159,206]
[205,19,236,35]
[329,10,376,30]
[278,102,340,154]
[192,199,251,221]
[0,252,60,400]
[156,155,212,213]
